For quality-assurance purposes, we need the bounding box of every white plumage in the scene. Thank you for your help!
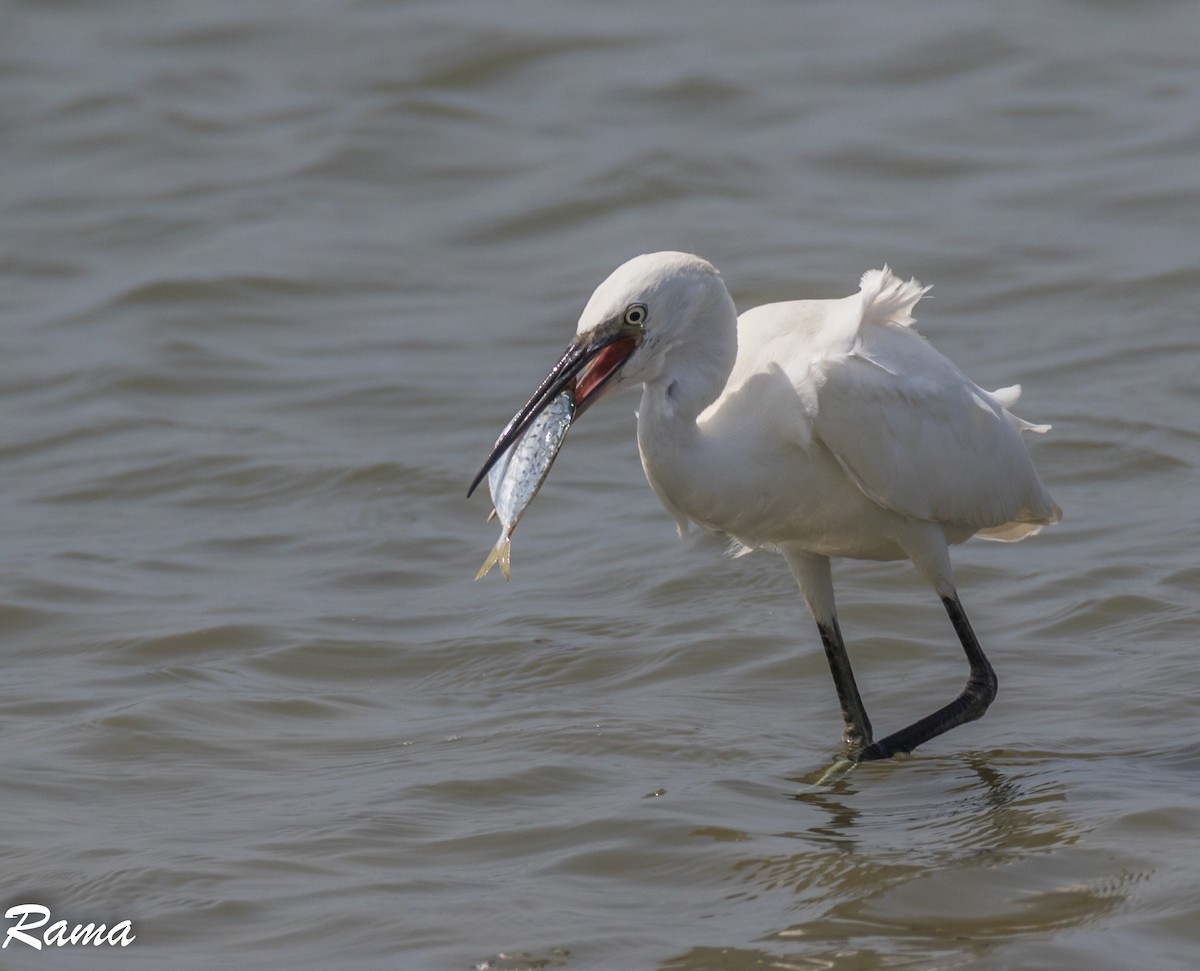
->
[473,251,1060,762]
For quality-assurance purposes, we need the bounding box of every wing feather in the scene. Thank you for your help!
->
[811,277,1059,536]
[716,267,1059,542]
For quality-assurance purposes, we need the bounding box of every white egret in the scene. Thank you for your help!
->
[470,252,1060,761]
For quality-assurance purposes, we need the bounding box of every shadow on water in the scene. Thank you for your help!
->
[658,752,1144,971]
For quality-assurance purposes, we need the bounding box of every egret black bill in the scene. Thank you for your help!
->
[467,330,638,497]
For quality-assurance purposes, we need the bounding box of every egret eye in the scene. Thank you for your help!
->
[623,304,647,327]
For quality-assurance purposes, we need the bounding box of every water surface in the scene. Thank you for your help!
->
[2,1,1199,968]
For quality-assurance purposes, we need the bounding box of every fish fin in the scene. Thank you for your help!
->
[474,536,511,581]
[486,508,497,523]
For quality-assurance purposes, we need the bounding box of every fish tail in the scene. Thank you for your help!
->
[474,536,511,581]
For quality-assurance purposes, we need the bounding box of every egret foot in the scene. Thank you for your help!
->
[813,758,859,786]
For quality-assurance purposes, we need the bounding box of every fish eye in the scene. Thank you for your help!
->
[623,303,647,327]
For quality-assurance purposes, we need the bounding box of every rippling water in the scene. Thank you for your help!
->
[3,0,1200,968]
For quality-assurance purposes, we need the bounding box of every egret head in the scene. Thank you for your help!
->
[572,252,730,402]
[468,252,734,497]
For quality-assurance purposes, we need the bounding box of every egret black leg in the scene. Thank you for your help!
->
[816,616,873,756]
[857,594,997,761]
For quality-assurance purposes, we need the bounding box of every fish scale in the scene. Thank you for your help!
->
[475,391,574,580]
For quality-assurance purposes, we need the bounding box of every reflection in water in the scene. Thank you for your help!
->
[660,754,1147,971]
[474,948,571,970]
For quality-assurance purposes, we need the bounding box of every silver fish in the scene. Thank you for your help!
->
[475,391,574,580]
